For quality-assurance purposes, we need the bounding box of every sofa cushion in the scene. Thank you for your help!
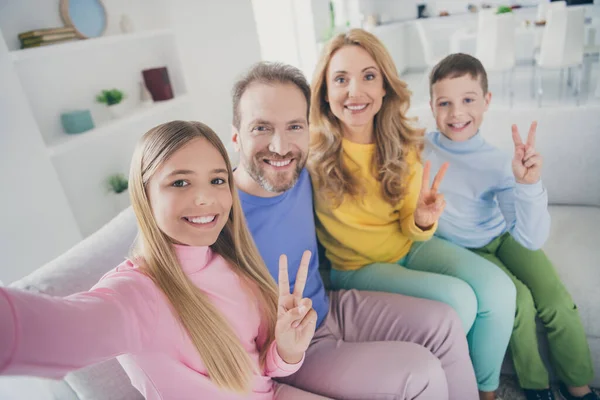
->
[11,207,141,400]
[543,205,600,339]
[504,205,600,388]
[64,360,142,400]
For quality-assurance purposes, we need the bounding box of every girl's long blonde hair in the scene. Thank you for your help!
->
[128,120,278,393]
[308,28,424,207]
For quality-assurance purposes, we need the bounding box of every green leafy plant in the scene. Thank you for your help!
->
[107,173,128,194]
[96,89,125,106]
[496,5,513,14]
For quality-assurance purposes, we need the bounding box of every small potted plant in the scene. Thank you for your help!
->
[96,89,126,118]
[107,173,129,212]
[496,5,513,14]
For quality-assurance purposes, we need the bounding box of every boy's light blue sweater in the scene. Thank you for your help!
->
[423,131,551,250]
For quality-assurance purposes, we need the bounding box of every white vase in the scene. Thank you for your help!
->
[112,191,130,213]
[108,102,127,119]
[139,81,153,107]
[120,15,135,34]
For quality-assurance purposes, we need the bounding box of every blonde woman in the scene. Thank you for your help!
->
[0,120,327,400]
[309,29,516,400]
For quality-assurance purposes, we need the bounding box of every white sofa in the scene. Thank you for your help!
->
[7,106,599,399]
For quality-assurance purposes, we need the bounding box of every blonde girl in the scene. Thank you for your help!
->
[0,120,325,400]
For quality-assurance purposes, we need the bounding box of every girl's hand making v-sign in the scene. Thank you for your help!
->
[275,250,317,365]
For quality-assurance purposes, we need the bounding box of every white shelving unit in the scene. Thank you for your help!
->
[47,95,190,157]
[1,7,193,237]
[10,29,174,62]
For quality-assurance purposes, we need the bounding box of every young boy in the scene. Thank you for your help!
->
[423,53,598,400]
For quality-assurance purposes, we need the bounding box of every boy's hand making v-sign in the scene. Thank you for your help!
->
[512,121,543,185]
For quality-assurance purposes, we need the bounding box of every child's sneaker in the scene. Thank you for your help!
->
[524,388,555,400]
[558,382,600,400]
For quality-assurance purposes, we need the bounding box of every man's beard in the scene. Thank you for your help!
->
[242,150,306,193]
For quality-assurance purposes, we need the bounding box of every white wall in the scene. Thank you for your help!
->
[251,0,301,68]
[0,31,81,285]
[170,0,262,153]
[293,0,320,79]
[251,0,320,80]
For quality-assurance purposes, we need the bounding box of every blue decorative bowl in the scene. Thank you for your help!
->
[61,110,94,134]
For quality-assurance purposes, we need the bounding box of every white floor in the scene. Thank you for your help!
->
[402,59,600,109]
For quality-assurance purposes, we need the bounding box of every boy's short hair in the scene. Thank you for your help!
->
[429,53,488,95]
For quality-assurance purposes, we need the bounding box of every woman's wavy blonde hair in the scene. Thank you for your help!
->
[129,120,278,393]
[308,28,424,207]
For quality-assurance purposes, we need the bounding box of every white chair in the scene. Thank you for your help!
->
[532,1,567,63]
[415,20,438,70]
[583,27,600,94]
[536,2,549,22]
[533,6,586,106]
[476,12,516,106]
[536,1,566,22]
[594,61,600,99]
[415,20,445,96]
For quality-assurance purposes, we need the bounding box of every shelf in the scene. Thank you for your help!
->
[10,29,174,62]
[47,94,191,158]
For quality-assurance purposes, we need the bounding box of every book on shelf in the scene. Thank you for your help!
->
[21,37,79,49]
[21,32,78,46]
[142,67,174,101]
[18,27,75,40]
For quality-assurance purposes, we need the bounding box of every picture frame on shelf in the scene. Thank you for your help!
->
[59,0,108,39]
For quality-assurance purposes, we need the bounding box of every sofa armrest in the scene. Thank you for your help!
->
[10,207,138,297]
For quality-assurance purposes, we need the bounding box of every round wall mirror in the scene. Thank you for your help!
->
[60,0,107,39]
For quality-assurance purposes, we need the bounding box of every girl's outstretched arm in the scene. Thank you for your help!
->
[0,265,160,378]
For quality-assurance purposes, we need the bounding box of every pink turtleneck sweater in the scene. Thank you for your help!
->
[0,245,302,400]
